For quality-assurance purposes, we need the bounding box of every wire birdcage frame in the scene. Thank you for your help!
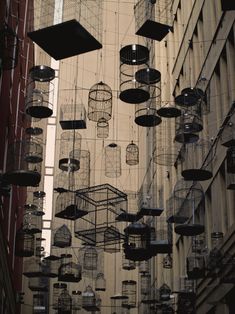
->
[28,277,48,292]
[72,290,82,311]
[105,143,121,178]
[226,146,235,189]
[97,118,109,138]
[58,288,72,313]
[53,283,67,310]
[58,254,82,282]
[15,229,35,257]
[0,23,19,70]
[122,280,137,309]
[23,203,44,234]
[53,224,72,248]
[126,141,139,166]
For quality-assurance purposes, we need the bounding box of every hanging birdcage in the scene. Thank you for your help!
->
[29,65,55,82]
[126,141,139,166]
[122,251,136,270]
[28,276,48,292]
[3,140,42,186]
[23,257,42,278]
[27,0,102,60]
[0,23,18,70]
[173,180,205,236]
[104,226,121,253]
[124,222,152,261]
[134,0,173,41]
[53,283,67,310]
[59,88,87,129]
[111,294,129,314]
[33,294,46,314]
[159,284,171,302]
[88,81,112,122]
[174,109,203,144]
[53,224,72,248]
[163,254,173,269]
[58,288,72,314]
[59,131,82,171]
[55,191,88,220]
[221,115,235,147]
[150,220,173,254]
[141,273,151,295]
[15,229,34,257]
[182,139,213,181]
[23,204,44,234]
[226,146,235,189]
[186,255,205,280]
[41,254,60,277]
[82,286,97,311]
[35,237,46,258]
[115,191,138,222]
[83,246,98,271]
[58,254,82,282]
[207,232,224,273]
[120,44,150,104]
[139,260,150,273]
[122,280,137,309]
[175,88,205,108]
[157,102,181,118]
[72,291,82,312]
[95,273,106,291]
[105,143,121,178]
[153,141,185,167]
[138,185,164,217]
[97,118,109,138]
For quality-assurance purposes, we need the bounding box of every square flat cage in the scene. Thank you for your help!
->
[134,0,173,41]
[27,1,103,60]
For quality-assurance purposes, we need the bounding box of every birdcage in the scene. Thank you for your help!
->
[115,191,139,222]
[53,283,68,310]
[111,294,129,314]
[28,276,48,292]
[174,109,203,144]
[163,254,173,269]
[0,23,18,70]
[153,141,185,167]
[26,79,54,119]
[159,284,171,302]
[88,81,112,122]
[42,255,60,277]
[122,251,136,270]
[122,280,137,309]
[157,102,181,118]
[103,226,122,253]
[138,185,164,217]
[141,274,151,295]
[221,114,235,147]
[226,146,235,189]
[186,255,205,280]
[95,273,106,291]
[29,65,55,82]
[177,289,196,314]
[120,44,150,104]
[97,118,109,138]
[58,288,72,314]
[83,246,98,271]
[58,254,82,282]
[175,88,205,108]
[53,224,72,248]
[207,232,224,273]
[124,222,152,261]
[15,229,34,257]
[126,141,139,166]
[23,257,42,277]
[55,191,88,220]
[150,220,173,254]
[59,131,82,171]
[173,180,205,236]
[182,139,213,181]
[27,0,103,60]
[139,260,150,273]
[3,140,42,186]
[72,291,82,312]
[33,294,46,314]
[23,204,44,234]
[82,286,97,311]
[105,143,121,178]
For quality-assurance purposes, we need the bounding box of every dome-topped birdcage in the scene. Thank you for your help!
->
[226,146,235,189]
[97,118,109,138]
[58,288,72,313]
[173,180,205,236]
[105,143,121,178]
[0,23,19,70]
[126,141,139,166]
[140,273,151,296]
[59,131,82,171]
[134,0,173,41]
[163,254,173,269]
[42,254,60,278]
[83,246,98,271]
[72,290,82,312]
[58,254,82,282]
[53,224,72,248]
[122,252,136,270]
[159,283,171,302]
[82,286,97,311]
[181,138,213,181]
[95,273,106,291]
[186,254,205,280]
[207,231,224,275]
[15,229,35,257]
[23,203,44,234]
[120,44,150,104]
[122,280,137,309]
[53,283,67,310]
[3,139,42,186]
[88,81,112,122]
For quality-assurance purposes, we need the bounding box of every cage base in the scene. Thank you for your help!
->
[26,105,53,119]
[23,227,42,234]
[222,139,235,147]
[174,132,199,144]
[138,207,164,216]
[120,89,150,104]
[28,19,102,60]
[82,306,100,312]
[3,170,41,186]
[135,68,161,84]
[187,269,205,280]
[30,65,55,82]
[136,20,171,41]
[58,274,81,282]
[221,0,235,10]
[55,205,88,220]
[175,224,205,236]
[157,107,181,118]
[124,248,152,261]
[23,271,43,278]
[15,249,34,257]
[135,113,162,127]
[28,286,48,292]
[150,241,172,254]
[59,158,80,172]
[182,169,213,181]
[115,212,142,222]
[60,119,87,130]
[175,94,199,107]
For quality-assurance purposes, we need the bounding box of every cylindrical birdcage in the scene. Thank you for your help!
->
[53,224,72,248]
[111,294,128,314]
[173,180,205,236]
[120,44,150,104]
[186,255,205,280]
[26,79,54,119]
[33,294,46,314]
[139,260,149,273]
[97,118,109,138]
[58,254,82,282]
[23,257,42,277]
[175,88,205,107]
[140,273,151,295]
[59,89,87,129]
[15,229,34,257]
[174,109,203,144]
[53,283,67,310]
[126,141,139,166]
[221,115,235,147]
[122,252,136,270]
[207,232,224,273]
[41,255,60,278]
[88,81,112,122]
[151,219,172,254]
[181,139,213,181]
[122,280,137,309]
[58,288,72,313]
[153,142,185,167]
[83,246,98,271]
[29,65,55,82]
[59,131,82,171]
[23,204,44,234]
[82,286,96,310]
[105,143,121,178]
[28,276,48,292]
[95,273,106,291]
[159,284,171,302]
[3,140,42,186]
[72,291,82,311]
[0,23,19,70]
[226,147,235,190]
